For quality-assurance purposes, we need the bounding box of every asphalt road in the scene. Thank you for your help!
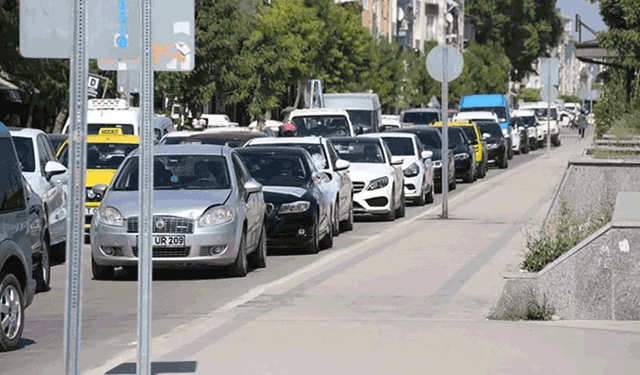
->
[0,144,551,374]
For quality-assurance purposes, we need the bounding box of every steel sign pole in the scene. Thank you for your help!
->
[63,0,88,374]
[546,69,551,157]
[137,0,154,373]
[441,46,449,219]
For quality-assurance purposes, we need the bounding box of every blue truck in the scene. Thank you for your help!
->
[458,94,515,159]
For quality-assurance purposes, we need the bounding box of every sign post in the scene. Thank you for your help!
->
[540,58,559,157]
[426,45,463,219]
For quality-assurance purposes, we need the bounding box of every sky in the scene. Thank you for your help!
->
[556,0,606,40]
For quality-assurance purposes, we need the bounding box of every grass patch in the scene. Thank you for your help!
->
[592,150,640,160]
[522,202,613,273]
[503,298,554,321]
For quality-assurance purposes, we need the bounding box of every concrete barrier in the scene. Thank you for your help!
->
[490,192,640,320]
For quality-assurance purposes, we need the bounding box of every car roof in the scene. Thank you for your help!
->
[362,132,416,140]
[401,108,440,113]
[290,108,350,116]
[333,136,380,144]
[235,146,310,156]
[188,131,266,140]
[130,144,226,157]
[395,125,440,132]
[247,136,323,145]
[512,109,536,116]
[454,111,498,119]
[8,127,47,137]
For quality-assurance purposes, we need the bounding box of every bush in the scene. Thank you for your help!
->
[522,203,613,272]
[606,109,640,139]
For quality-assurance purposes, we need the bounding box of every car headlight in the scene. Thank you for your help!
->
[278,201,311,214]
[502,128,510,138]
[403,163,420,177]
[454,153,469,160]
[199,206,235,226]
[551,127,558,134]
[487,143,499,150]
[528,128,535,136]
[87,188,96,199]
[432,160,442,168]
[98,206,123,227]
[366,176,389,190]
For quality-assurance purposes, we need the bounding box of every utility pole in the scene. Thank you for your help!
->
[457,0,465,50]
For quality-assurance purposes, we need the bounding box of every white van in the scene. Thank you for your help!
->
[286,108,356,137]
[62,99,175,142]
[322,92,382,134]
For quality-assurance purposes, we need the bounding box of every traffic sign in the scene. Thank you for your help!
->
[540,58,559,86]
[87,74,108,98]
[117,70,140,93]
[20,0,140,58]
[426,45,464,83]
[97,0,194,71]
[541,85,558,102]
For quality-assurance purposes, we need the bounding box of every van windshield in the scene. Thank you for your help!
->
[290,115,351,137]
[459,106,507,121]
[87,123,135,135]
[346,110,374,132]
[400,111,440,125]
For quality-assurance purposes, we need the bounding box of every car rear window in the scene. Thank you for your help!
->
[380,137,414,156]
[401,111,439,125]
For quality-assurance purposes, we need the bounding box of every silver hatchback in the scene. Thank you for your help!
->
[90,145,267,279]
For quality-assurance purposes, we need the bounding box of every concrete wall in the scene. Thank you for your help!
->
[491,192,640,320]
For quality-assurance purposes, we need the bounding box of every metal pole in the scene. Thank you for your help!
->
[546,68,551,157]
[137,0,154,373]
[441,47,449,219]
[63,0,87,373]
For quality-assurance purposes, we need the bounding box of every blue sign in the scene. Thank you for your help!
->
[116,0,129,50]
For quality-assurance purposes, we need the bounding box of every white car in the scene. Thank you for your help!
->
[286,108,356,137]
[331,136,405,221]
[453,110,518,160]
[201,114,237,128]
[9,128,69,260]
[381,115,401,131]
[511,109,541,150]
[244,136,354,234]
[518,102,561,147]
[158,130,197,145]
[362,133,434,206]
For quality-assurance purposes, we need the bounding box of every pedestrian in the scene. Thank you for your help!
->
[577,111,588,139]
[282,122,298,137]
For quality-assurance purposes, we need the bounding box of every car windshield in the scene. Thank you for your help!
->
[11,136,36,172]
[477,122,503,138]
[237,153,310,187]
[457,126,478,141]
[412,130,442,149]
[291,115,351,137]
[332,139,385,164]
[346,110,374,130]
[59,142,139,169]
[112,155,231,190]
[87,123,135,135]
[401,111,439,125]
[380,137,414,156]
[459,106,507,121]
[253,144,328,169]
[534,108,558,120]
[517,116,537,127]
[434,127,466,147]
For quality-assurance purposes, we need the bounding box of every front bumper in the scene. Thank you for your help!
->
[403,173,424,199]
[486,145,505,161]
[91,218,241,267]
[454,156,474,177]
[266,212,316,248]
[352,182,394,215]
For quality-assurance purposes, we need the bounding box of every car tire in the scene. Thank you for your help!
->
[35,235,51,293]
[0,273,24,352]
[91,255,114,280]
[499,154,509,169]
[507,147,514,160]
[304,215,320,254]
[449,174,457,190]
[51,242,66,263]
[416,181,426,206]
[340,199,354,232]
[530,139,537,151]
[463,166,475,183]
[331,202,340,237]
[383,192,396,222]
[523,141,530,154]
[434,182,442,194]
[228,230,248,277]
[426,183,435,204]
[478,161,487,179]
[396,190,406,218]
[320,213,334,250]
[248,222,267,269]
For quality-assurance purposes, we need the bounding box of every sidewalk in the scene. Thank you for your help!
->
[90,128,640,375]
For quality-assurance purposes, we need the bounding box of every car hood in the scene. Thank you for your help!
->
[398,156,419,169]
[348,163,390,182]
[428,148,443,161]
[262,186,313,204]
[484,136,504,145]
[102,189,232,219]
[87,169,118,188]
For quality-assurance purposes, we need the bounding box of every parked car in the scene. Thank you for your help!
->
[286,108,356,137]
[363,133,434,206]
[518,102,561,147]
[432,126,476,183]
[236,147,333,254]
[10,127,69,261]
[0,123,37,351]
[381,115,401,132]
[159,128,268,148]
[322,92,382,134]
[453,111,515,160]
[22,176,50,292]
[432,121,487,180]
[244,136,354,234]
[200,114,234,129]
[509,116,531,154]
[387,126,455,193]
[331,137,405,221]
[399,108,441,126]
[458,94,513,156]
[511,109,540,151]
[90,145,267,279]
[476,121,509,169]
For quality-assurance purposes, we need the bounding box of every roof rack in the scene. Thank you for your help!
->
[87,98,130,110]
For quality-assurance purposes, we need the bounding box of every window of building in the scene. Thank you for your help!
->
[425,3,438,40]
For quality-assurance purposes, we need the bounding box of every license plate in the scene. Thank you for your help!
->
[153,235,185,247]
[85,207,98,216]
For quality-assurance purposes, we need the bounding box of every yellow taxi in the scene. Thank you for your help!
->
[431,120,488,179]
[56,128,140,233]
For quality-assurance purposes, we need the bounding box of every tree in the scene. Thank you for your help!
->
[518,88,542,102]
[558,94,581,103]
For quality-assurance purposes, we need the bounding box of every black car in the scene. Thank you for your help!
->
[433,126,476,183]
[235,147,333,254]
[387,126,455,193]
[476,121,509,169]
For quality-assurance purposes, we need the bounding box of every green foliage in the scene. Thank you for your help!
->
[558,95,581,103]
[517,88,542,103]
[503,297,554,321]
[522,202,613,273]
[596,0,640,67]
[593,69,629,138]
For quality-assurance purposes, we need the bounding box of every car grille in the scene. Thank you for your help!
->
[353,182,365,194]
[127,216,194,234]
[132,246,191,258]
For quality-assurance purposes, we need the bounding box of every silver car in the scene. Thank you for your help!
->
[90,145,267,279]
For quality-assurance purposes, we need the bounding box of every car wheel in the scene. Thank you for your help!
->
[499,154,509,169]
[304,215,320,254]
[331,202,340,237]
[479,161,487,179]
[507,147,514,160]
[434,182,442,194]
[91,255,114,280]
[383,191,396,222]
[416,180,426,206]
[530,139,537,151]
[0,273,24,352]
[463,166,475,183]
[340,199,354,232]
[248,222,267,269]
[449,174,457,190]
[523,142,530,154]
[426,183,434,204]
[51,242,66,263]
[228,230,248,277]
[320,213,333,250]
[35,235,51,293]
[398,190,406,218]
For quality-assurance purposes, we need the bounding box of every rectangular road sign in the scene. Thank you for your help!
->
[20,0,141,58]
[117,70,140,93]
[98,0,194,71]
[540,58,559,86]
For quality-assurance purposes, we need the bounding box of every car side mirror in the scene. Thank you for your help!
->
[334,159,350,171]
[244,179,262,194]
[45,161,67,180]
[482,133,491,140]
[92,183,108,197]
[421,150,433,160]
[391,156,404,165]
